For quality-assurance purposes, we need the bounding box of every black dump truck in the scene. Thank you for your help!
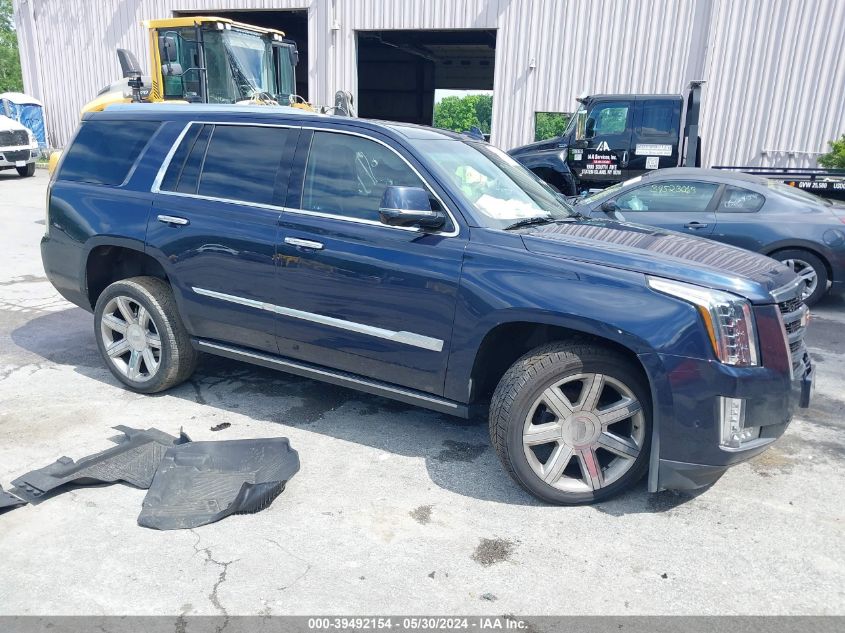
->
[509,82,703,195]
[510,82,845,201]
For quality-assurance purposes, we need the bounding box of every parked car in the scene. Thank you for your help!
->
[42,105,813,505]
[0,114,39,177]
[572,167,845,305]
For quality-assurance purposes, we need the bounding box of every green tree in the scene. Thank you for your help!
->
[818,133,845,169]
[534,112,571,141]
[466,94,492,134]
[433,95,478,133]
[0,0,23,93]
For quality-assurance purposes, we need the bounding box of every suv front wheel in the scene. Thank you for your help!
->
[94,276,198,393]
[490,342,652,504]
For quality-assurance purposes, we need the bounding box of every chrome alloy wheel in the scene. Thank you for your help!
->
[782,258,818,300]
[522,373,645,492]
[99,296,162,382]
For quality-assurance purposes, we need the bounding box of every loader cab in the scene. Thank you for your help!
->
[562,95,683,190]
[150,18,298,105]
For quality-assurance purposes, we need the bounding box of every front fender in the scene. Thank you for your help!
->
[443,231,712,402]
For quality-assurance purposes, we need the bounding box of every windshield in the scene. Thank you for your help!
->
[578,177,640,204]
[221,29,276,99]
[414,139,576,229]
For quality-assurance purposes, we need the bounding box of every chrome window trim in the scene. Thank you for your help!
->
[150,120,462,237]
[192,286,445,353]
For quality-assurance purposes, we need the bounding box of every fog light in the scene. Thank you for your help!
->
[740,426,761,442]
[719,397,746,448]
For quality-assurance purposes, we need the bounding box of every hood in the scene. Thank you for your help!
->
[0,115,28,133]
[509,136,564,156]
[521,219,797,303]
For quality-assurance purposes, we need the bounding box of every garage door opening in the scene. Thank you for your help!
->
[357,29,496,132]
[174,9,309,100]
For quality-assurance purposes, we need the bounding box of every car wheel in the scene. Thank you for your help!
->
[16,163,35,177]
[490,342,652,505]
[94,276,198,393]
[772,249,828,306]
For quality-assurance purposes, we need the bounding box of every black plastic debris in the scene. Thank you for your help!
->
[138,438,300,530]
[0,485,26,511]
[10,426,190,502]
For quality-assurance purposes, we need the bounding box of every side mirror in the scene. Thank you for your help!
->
[160,35,178,63]
[600,200,625,221]
[585,117,596,139]
[379,186,446,231]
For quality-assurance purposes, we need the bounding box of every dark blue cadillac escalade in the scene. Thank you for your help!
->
[41,104,814,504]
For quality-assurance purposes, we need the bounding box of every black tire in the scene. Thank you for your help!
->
[490,341,652,505]
[94,276,198,393]
[16,163,35,177]
[771,249,829,306]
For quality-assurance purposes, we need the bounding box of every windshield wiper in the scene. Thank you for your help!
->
[504,216,561,231]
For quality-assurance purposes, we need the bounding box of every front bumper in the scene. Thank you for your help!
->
[639,349,813,492]
[0,146,38,168]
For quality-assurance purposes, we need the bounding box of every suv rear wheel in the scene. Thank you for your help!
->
[490,342,651,504]
[94,276,198,393]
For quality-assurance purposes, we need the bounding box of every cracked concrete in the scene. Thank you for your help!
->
[0,172,844,615]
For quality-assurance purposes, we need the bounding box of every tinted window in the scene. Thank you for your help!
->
[301,131,427,222]
[160,123,206,192]
[60,120,160,185]
[587,103,629,137]
[719,185,765,212]
[197,125,291,205]
[639,100,680,138]
[617,181,719,212]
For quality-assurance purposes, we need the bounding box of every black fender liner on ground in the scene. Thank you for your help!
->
[137,438,300,530]
[0,485,26,511]
[10,426,190,502]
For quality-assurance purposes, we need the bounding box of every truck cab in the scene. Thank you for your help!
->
[511,88,702,195]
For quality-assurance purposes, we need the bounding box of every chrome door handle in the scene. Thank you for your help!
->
[284,237,324,250]
[684,221,709,229]
[157,214,189,226]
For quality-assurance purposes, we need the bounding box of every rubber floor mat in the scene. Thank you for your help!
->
[0,485,26,511]
[10,426,190,502]
[138,438,300,530]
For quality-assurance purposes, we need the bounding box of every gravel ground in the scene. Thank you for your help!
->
[0,170,843,616]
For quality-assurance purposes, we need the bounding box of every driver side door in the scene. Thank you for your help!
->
[612,179,721,236]
[570,99,634,187]
[273,128,467,395]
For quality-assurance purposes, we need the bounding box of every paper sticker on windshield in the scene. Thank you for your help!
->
[645,156,659,169]
[635,144,672,156]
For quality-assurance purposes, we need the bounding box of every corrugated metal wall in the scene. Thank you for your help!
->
[13,0,845,167]
[702,0,845,168]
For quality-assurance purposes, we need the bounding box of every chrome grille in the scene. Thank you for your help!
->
[776,288,809,375]
[0,130,29,147]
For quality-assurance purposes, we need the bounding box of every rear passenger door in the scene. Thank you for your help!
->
[273,128,466,395]
[613,179,721,236]
[147,122,298,354]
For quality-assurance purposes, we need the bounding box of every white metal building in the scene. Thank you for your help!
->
[13,0,845,167]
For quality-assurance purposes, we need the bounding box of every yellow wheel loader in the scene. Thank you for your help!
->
[82,16,307,114]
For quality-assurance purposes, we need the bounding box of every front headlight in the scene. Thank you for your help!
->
[648,277,759,366]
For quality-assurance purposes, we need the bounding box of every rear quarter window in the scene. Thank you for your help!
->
[59,120,161,186]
